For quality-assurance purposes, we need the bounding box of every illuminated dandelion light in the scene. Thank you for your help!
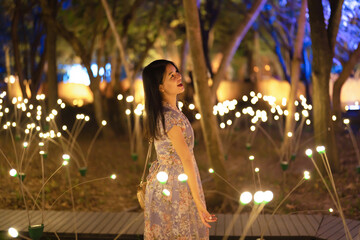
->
[343,119,350,125]
[102,120,107,126]
[304,171,310,180]
[240,191,252,204]
[195,113,201,120]
[249,155,255,161]
[250,125,256,132]
[156,171,168,184]
[178,173,188,182]
[287,132,293,138]
[23,142,28,148]
[110,174,116,180]
[208,168,214,173]
[62,161,69,166]
[263,190,273,203]
[162,189,170,196]
[220,123,225,129]
[254,191,265,204]
[9,169,17,177]
[189,103,195,110]
[8,227,18,238]
[255,168,259,173]
[62,154,70,161]
[305,149,313,158]
[329,208,334,213]
[126,95,134,103]
[117,94,123,100]
[316,146,326,154]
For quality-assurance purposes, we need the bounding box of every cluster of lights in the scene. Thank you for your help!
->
[62,154,70,166]
[239,190,273,205]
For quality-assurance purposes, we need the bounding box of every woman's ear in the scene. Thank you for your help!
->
[159,84,164,93]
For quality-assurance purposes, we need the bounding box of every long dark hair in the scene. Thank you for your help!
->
[142,59,179,139]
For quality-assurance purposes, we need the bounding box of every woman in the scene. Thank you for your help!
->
[142,59,217,239]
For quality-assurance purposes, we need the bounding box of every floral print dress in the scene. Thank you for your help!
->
[144,102,208,240]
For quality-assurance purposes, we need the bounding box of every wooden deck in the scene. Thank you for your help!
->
[0,209,359,239]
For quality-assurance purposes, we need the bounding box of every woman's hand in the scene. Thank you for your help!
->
[194,199,217,228]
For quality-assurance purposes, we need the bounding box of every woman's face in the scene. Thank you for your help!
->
[159,64,184,96]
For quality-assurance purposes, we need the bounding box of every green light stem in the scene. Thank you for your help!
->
[308,157,341,211]
[258,125,281,156]
[18,174,31,226]
[322,153,352,240]
[41,154,45,224]
[86,125,104,162]
[240,203,266,240]
[213,171,241,194]
[347,125,360,165]
[49,177,110,210]
[223,204,245,240]
[271,177,305,216]
[33,164,63,209]
[0,147,13,169]
[251,161,257,190]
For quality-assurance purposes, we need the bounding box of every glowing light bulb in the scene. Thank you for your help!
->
[125,109,131,115]
[23,142,28,148]
[306,119,311,125]
[110,174,116,180]
[250,91,255,97]
[329,208,334,213]
[316,146,325,154]
[62,125,67,131]
[305,149,313,158]
[226,120,232,126]
[162,189,170,196]
[8,227,18,238]
[242,96,248,102]
[254,191,264,204]
[255,168,259,172]
[126,96,134,103]
[156,171,168,184]
[62,154,70,161]
[287,132,293,138]
[85,116,90,121]
[250,125,256,132]
[220,123,225,129]
[235,112,241,118]
[240,191,252,204]
[195,113,201,120]
[304,171,310,180]
[249,155,255,161]
[332,115,336,121]
[62,161,69,166]
[57,99,63,104]
[343,119,350,124]
[263,190,273,203]
[102,120,107,126]
[209,168,214,173]
[61,103,66,109]
[117,94,123,100]
[189,104,195,110]
[9,169,17,177]
[178,173,188,182]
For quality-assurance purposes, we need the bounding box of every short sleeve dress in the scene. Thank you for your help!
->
[144,101,209,240]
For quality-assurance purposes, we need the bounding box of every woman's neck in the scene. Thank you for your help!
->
[162,95,177,108]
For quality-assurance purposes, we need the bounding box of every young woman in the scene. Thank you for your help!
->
[142,59,217,239]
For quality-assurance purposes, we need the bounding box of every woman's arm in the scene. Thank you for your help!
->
[167,125,216,228]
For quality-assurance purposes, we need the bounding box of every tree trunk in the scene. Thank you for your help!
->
[11,0,27,98]
[210,0,267,100]
[46,0,58,111]
[282,0,307,162]
[308,0,343,173]
[183,0,228,197]
[333,44,360,129]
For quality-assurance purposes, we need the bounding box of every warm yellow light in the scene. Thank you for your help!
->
[264,64,270,71]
